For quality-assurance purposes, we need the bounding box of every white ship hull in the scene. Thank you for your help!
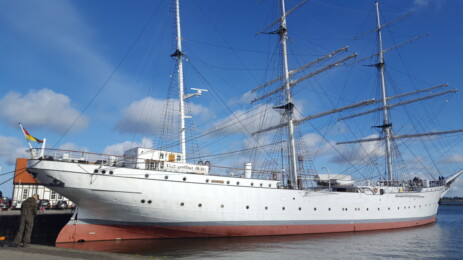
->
[27,158,452,242]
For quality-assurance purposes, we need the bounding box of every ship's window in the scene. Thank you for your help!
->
[102,170,106,174]
[164,176,168,180]
[388,207,390,210]
[269,184,272,188]
[293,198,295,200]
[299,207,302,211]
[378,208,380,211]
[236,182,240,185]
[227,181,230,185]
[246,205,249,209]
[314,208,317,211]
[328,208,331,211]
[94,169,98,173]
[109,171,113,175]
[180,202,184,206]
[160,153,164,159]
[220,204,224,208]
[145,174,149,178]
[265,206,268,210]
[141,200,145,203]
[366,208,369,211]
[251,183,254,186]
[177,155,181,161]
[282,207,285,211]
[260,183,263,187]
[206,179,209,183]
[148,200,152,204]
[198,203,202,207]
[183,177,187,181]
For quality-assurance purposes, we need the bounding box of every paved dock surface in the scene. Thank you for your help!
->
[0,244,153,259]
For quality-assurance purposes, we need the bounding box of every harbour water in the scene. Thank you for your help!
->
[56,205,463,259]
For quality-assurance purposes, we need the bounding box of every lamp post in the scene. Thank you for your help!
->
[322,167,331,190]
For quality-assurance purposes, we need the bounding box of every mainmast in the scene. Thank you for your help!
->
[172,0,187,163]
[375,1,394,181]
[279,0,299,189]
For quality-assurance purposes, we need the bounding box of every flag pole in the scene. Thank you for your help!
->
[18,123,33,149]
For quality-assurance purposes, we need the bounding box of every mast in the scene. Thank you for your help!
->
[172,0,187,163]
[279,0,299,189]
[375,1,394,181]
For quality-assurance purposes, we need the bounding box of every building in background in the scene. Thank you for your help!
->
[12,158,72,208]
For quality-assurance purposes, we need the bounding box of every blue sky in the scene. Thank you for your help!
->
[1,0,463,197]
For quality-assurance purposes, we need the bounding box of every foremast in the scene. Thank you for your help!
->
[375,1,394,181]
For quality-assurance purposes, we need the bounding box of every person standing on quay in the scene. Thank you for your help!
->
[11,194,39,247]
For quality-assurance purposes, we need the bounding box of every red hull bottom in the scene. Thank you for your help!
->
[56,216,436,243]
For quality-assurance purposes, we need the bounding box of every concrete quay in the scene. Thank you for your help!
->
[0,244,152,260]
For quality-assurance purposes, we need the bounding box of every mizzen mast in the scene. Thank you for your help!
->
[278,0,299,189]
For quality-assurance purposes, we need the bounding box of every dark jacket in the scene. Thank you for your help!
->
[21,197,38,218]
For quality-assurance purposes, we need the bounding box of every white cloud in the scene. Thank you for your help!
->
[115,97,210,135]
[330,134,384,165]
[0,89,88,133]
[58,143,88,152]
[103,137,153,156]
[0,136,29,165]
[439,154,463,164]
[414,0,430,7]
[211,104,281,136]
[1,0,113,82]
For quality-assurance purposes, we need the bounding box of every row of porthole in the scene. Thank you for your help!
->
[140,199,152,204]
[94,169,114,175]
[156,174,274,188]
[176,203,434,212]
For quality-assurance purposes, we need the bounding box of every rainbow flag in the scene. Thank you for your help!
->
[22,127,44,143]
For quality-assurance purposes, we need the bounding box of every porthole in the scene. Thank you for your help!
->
[388,207,390,210]
[251,183,254,186]
[265,206,268,210]
[198,203,202,207]
[328,208,331,211]
[314,208,317,211]
[101,170,106,174]
[109,171,113,175]
[180,202,184,206]
[236,182,240,185]
[299,207,302,211]
[183,177,187,181]
[269,184,272,187]
[148,200,152,204]
[141,200,145,203]
[398,207,400,210]
[164,176,168,180]
[220,204,224,208]
[94,169,98,173]
[145,174,149,178]
[378,208,380,211]
[366,208,368,211]
[206,179,209,183]
[282,207,285,211]
[227,181,230,185]
[246,205,249,209]
[260,183,263,187]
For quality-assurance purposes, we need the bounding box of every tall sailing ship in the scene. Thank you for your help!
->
[26,0,462,242]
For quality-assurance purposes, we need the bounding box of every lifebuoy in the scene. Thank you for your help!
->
[373,188,378,194]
